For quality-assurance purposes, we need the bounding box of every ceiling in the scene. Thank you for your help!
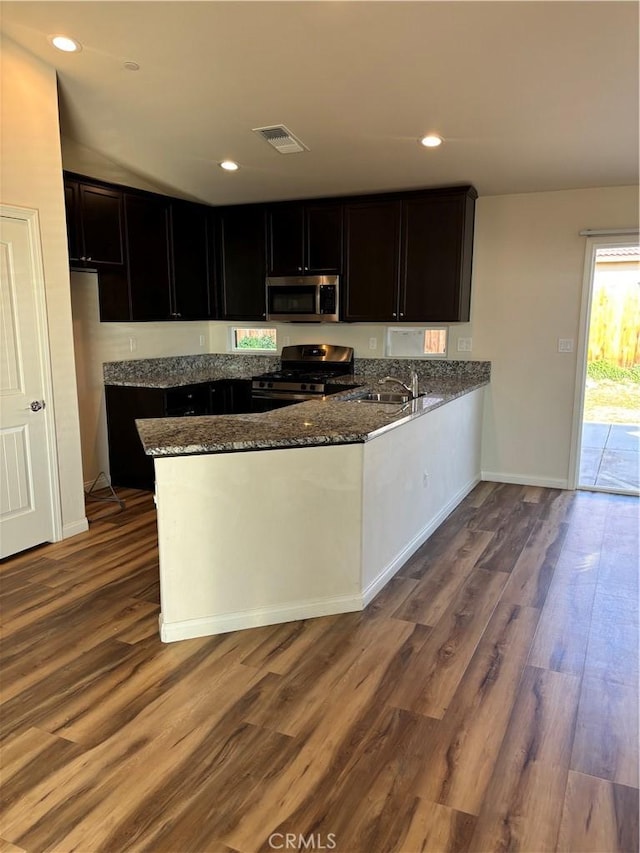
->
[2,1,638,206]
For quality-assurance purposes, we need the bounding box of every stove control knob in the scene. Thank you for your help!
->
[259,381,265,388]
[268,382,273,388]
[301,384,307,391]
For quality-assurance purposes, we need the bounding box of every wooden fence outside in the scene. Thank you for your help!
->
[588,274,640,368]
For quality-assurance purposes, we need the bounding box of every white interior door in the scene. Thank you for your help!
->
[0,208,61,558]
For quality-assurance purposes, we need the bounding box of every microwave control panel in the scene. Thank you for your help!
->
[319,285,337,315]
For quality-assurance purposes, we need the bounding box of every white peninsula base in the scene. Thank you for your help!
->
[155,389,484,642]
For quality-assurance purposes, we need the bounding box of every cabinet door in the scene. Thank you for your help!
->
[125,193,173,321]
[165,384,210,415]
[267,204,304,275]
[343,200,401,322]
[305,204,342,273]
[209,381,231,414]
[105,386,165,490]
[218,206,267,320]
[79,184,125,266]
[401,192,474,322]
[227,379,253,414]
[171,202,213,320]
[63,180,80,263]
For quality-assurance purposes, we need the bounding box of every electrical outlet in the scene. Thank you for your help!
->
[423,471,430,487]
[199,334,205,348]
[558,338,574,353]
[457,337,472,352]
[129,337,137,353]
[369,337,377,350]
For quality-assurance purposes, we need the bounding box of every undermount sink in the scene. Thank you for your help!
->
[359,391,411,404]
[349,390,412,404]
[339,389,445,409]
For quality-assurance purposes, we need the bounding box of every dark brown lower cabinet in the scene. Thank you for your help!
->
[105,380,252,490]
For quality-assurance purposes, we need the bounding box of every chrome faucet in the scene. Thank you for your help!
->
[379,370,420,398]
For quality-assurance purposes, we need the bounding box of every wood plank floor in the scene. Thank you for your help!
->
[0,482,638,853]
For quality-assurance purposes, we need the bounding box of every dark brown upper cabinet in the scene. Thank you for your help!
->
[125,193,173,321]
[267,202,342,275]
[343,186,476,323]
[343,199,401,322]
[217,204,267,321]
[400,188,476,323]
[170,201,214,320]
[63,170,476,325]
[64,177,125,268]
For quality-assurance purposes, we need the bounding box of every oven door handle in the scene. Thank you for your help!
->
[252,390,320,401]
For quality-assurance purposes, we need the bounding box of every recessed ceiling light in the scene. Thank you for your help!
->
[219,160,240,172]
[420,134,443,148]
[49,35,82,53]
[123,61,140,72]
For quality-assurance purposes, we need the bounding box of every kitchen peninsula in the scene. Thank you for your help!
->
[125,355,490,642]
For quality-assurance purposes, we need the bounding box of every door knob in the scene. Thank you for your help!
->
[28,400,45,412]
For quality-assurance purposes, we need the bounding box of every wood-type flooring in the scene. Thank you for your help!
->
[0,482,638,852]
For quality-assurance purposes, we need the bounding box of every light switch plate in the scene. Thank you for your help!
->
[558,338,574,352]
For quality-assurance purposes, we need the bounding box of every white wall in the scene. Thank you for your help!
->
[1,36,87,536]
[71,272,210,484]
[471,186,638,487]
[206,319,474,360]
[362,389,483,596]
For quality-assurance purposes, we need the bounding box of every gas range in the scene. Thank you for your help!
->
[251,345,354,409]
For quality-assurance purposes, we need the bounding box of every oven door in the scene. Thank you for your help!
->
[251,390,320,412]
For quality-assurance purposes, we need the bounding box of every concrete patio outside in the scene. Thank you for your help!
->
[580,422,640,493]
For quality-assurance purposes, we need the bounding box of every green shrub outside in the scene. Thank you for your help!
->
[236,334,277,350]
[587,360,640,382]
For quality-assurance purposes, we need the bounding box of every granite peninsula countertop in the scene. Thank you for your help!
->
[103,353,490,456]
[136,377,488,457]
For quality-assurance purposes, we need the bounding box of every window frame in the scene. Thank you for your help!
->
[228,326,278,354]
[385,326,449,359]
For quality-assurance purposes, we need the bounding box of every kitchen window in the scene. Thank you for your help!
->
[230,327,277,352]
[386,327,448,358]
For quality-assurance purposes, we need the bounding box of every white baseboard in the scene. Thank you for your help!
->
[159,593,363,643]
[362,474,481,607]
[160,473,483,643]
[481,471,569,490]
[62,517,89,539]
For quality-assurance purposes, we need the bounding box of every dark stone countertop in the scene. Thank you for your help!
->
[136,377,488,457]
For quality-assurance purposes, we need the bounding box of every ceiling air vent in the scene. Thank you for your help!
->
[252,124,309,154]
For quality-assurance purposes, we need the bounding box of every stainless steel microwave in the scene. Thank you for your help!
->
[266,275,339,322]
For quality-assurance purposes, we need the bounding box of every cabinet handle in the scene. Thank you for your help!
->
[392,312,397,317]
[86,256,92,261]
[399,312,404,317]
